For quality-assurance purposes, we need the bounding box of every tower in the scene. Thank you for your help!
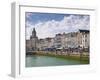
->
[32,28,37,38]
[30,28,38,51]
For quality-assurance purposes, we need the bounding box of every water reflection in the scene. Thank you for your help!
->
[26,55,82,67]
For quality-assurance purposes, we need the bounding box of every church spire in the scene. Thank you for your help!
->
[30,28,38,39]
[32,28,36,36]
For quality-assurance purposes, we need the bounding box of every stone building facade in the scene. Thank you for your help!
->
[78,30,90,49]
[26,28,90,52]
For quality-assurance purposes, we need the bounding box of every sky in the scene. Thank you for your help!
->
[25,12,90,40]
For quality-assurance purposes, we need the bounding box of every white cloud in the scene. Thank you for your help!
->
[26,15,90,39]
[26,13,33,19]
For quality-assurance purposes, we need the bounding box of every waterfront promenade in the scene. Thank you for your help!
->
[26,50,89,64]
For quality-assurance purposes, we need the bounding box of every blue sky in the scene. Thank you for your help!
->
[26,12,71,25]
[25,12,90,39]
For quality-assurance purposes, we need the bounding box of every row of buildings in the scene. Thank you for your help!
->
[26,28,90,52]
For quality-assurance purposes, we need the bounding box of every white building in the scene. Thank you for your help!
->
[78,30,90,49]
[54,33,63,49]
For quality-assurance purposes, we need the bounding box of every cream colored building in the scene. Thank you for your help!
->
[26,40,32,51]
[38,38,54,50]
[26,28,90,51]
[78,30,90,49]
[54,33,63,49]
